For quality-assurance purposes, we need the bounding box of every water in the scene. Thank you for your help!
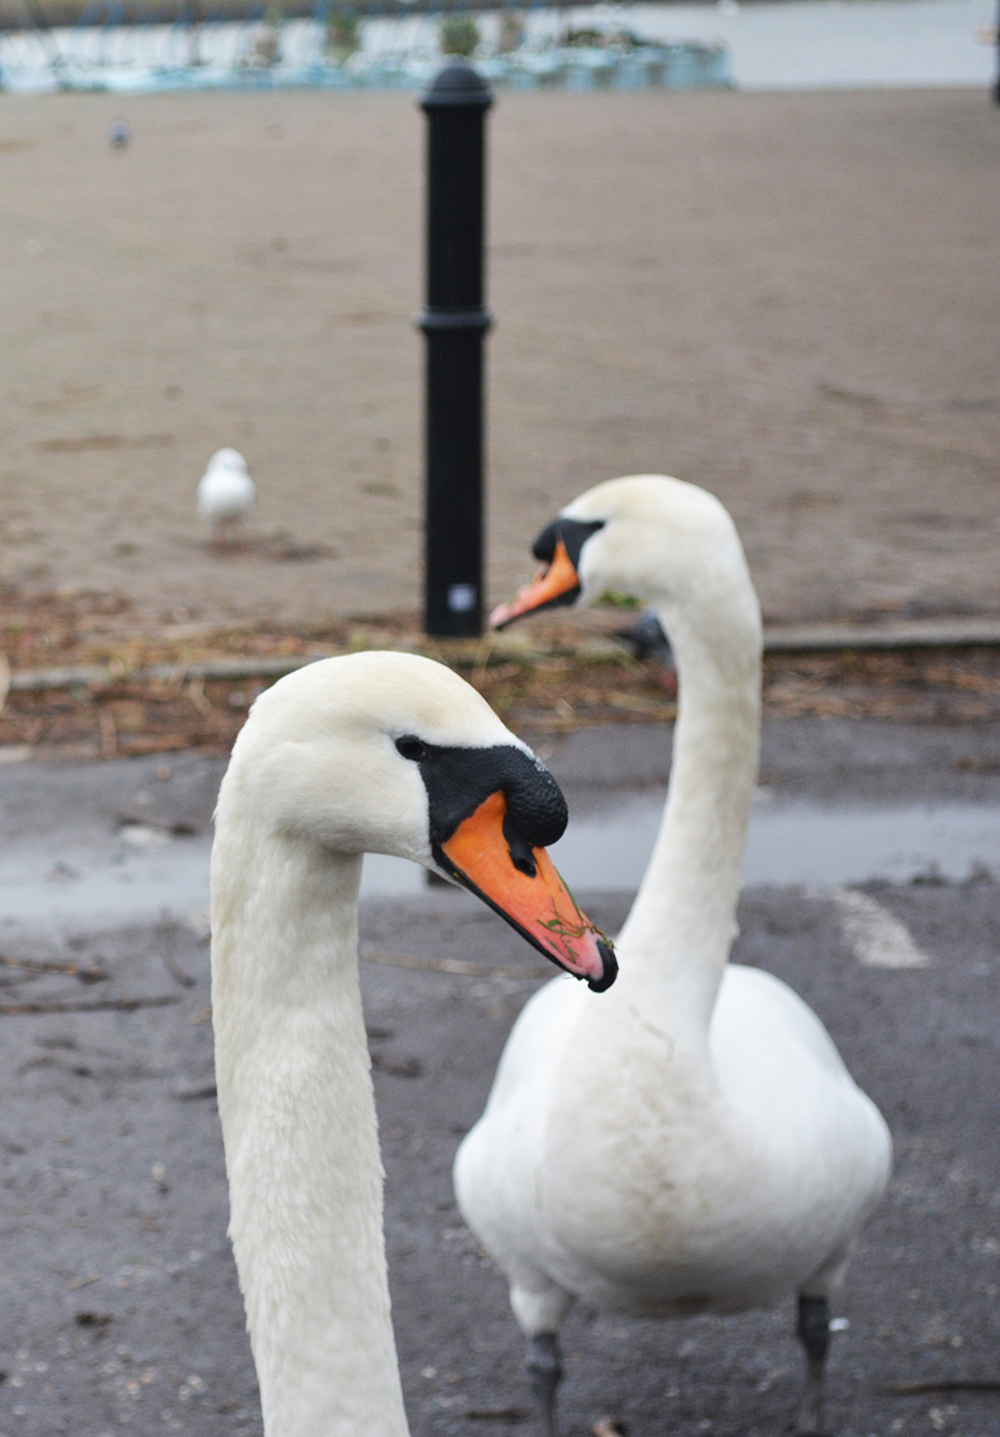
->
[0,792,994,935]
[361,791,1000,898]
[559,790,999,889]
[746,798,998,885]
[0,828,215,938]
[617,0,997,91]
[1,0,994,96]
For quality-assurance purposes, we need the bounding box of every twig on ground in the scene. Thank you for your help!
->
[186,677,212,714]
[0,953,106,983]
[466,1410,532,1423]
[156,914,197,988]
[370,1052,421,1079]
[471,633,496,687]
[0,994,180,1015]
[361,947,545,979]
[98,708,117,758]
[67,1274,101,1291]
[886,1379,1000,1395]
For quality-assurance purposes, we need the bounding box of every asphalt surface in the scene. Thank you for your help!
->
[0,720,998,1437]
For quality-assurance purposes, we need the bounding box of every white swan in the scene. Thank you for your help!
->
[455,476,891,1436]
[210,650,616,1437]
[197,447,255,548]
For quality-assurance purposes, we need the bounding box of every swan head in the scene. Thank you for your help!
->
[219,651,617,992]
[490,474,754,631]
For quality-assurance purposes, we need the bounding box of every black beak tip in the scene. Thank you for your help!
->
[587,939,618,993]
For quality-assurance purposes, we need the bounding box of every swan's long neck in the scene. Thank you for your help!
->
[210,809,408,1437]
[616,581,761,1032]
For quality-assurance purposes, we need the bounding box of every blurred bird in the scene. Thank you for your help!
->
[108,118,130,150]
[197,449,256,551]
[613,606,678,694]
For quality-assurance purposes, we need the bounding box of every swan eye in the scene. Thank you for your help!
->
[395,735,427,762]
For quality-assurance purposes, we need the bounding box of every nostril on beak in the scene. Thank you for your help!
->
[502,812,539,878]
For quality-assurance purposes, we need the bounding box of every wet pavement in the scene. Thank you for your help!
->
[2,718,998,925]
[0,720,998,1437]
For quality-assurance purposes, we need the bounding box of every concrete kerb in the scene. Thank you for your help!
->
[4,618,1000,696]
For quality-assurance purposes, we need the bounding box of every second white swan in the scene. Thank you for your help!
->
[456,476,891,1436]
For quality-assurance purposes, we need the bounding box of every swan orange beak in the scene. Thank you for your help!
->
[489,537,581,630]
[437,791,616,992]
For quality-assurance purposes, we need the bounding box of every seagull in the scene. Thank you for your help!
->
[196,448,255,551]
[109,118,130,150]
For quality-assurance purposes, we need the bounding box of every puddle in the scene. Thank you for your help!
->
[0,834,216,938]
[360,795,1000,898]
[0,795,995,936]
[0,834,429,934]
[742,799,997,887]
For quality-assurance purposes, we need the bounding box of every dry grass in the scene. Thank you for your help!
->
[0,588,998,761]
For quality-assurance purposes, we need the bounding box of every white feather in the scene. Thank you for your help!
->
[455,476,891,1423]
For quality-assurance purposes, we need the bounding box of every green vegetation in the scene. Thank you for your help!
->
[326,7,360,62]
[563,25,642,48]
[439,13,480,57]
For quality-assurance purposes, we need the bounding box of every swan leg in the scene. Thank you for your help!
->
[795,1293,831,1436]
[526,1332,562,1437]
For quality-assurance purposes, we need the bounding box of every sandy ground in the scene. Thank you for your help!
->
[1,85,999,629]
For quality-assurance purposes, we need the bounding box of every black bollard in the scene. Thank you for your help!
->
[419,61,493,638]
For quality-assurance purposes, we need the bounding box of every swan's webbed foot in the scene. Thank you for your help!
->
[795,1293,831,1436]
[526,1332,563,1437]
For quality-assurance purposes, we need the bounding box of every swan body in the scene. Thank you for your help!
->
[456,476,891,1430]
[210,651,615,1437]
[460,958,884,1322]
[197,447,255,543]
